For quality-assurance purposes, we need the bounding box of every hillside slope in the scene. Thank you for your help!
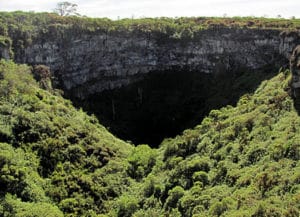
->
[108,70,300,217]
[0,60,133,216]
[0,61,300,217]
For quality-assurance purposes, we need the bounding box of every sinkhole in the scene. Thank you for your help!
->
[73,67,277,147]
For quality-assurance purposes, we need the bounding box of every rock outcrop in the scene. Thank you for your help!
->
[0,37,12,60]
[6,27,300,99]
[0,47,10,60]
[291,45,300,102]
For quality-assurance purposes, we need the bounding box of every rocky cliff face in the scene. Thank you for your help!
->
[0,47,10,60]
[10,27,300,99]
[291,45,300,102]
[0,37,12,60]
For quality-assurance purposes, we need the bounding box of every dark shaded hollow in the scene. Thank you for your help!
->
[292,90,300,115]
[73,67,277,147]
[290,45,300,115]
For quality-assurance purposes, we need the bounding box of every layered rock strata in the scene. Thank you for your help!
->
[5,28,300,98]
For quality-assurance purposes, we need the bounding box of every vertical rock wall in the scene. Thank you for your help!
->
[291,45,300,103]
[1,28,300,98]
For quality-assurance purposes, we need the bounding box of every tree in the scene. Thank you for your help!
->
[54,2,79,16]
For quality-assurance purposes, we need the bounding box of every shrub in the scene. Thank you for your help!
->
[193,171,209,186]
[127,144,156,180]
[164,186,185,210]
[117,195,139,217]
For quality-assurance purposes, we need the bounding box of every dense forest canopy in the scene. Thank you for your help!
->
[0,60,299,216]
[0,12,299,216]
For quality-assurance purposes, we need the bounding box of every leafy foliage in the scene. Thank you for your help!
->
[0,60,132,216]
[106,70,300,216]
[0,11,299,59]
[1,60,300,216]
[0,12,300,216]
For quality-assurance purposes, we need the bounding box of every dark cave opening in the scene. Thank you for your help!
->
[74,67,277,147]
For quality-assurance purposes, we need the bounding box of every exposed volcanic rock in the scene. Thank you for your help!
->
[9,27,300,99]
[291,45,300,104]
[1,16,300,145]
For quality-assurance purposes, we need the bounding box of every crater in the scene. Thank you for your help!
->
[73,66,277,147]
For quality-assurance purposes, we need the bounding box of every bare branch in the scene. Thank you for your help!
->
[53,1,79,16]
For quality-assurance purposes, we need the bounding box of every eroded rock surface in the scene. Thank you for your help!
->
[291,45,300,101]
[5,28,300,98]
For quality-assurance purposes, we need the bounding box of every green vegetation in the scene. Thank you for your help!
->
[81,69,276,146]
[0,11,300,52]
[0,59,299,216]
[112,69,300,216]
[0,60,133,216]
[0,11,300,216]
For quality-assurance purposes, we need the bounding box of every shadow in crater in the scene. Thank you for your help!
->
[292,88,300,115]
[290,45,300,115]
[73,67,278,147]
